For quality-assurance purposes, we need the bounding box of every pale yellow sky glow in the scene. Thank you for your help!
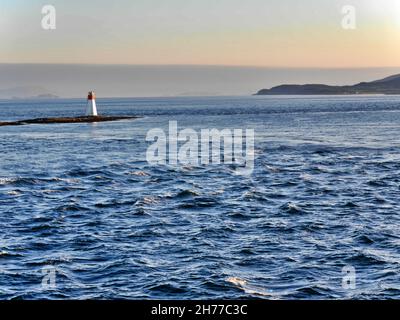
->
[1,0,400,67]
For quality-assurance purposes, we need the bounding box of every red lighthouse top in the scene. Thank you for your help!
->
[88,91,95,100]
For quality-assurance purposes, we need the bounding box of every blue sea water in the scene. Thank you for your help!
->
[0,95,400,299]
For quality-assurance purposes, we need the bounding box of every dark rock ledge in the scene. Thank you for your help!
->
[0,116,139,127]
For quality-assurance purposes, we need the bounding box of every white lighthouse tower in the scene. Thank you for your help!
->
[86,91,98,116]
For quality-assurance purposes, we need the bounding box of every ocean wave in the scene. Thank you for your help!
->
[137,196,160,205]
[0,177,39,186]
[128,171,149,177]
[0,251,23,259]
[354,234,375,245]
[226,277,273,297]
[345,252,387,265]
[0,176,79,187]
[94,199,137,208]
[173,189,200,199]
[280,202,308,214]
[145,283,188,295]
[55,204,90,212]
[177,197,220,209]
[6,190,22,196]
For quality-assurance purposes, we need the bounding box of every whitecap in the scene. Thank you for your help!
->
[0,178,16,185]
[265,165,280,173]
[300,173,313,181]
[41,189,59,194]
[226,276,273,297]
[129,171,149,177]
[142,197,159,205]
[6,190,21,196]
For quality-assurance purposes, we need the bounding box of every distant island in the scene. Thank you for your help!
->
[0,86,58,99]
[11,94,59,100]
[256,74,400,95]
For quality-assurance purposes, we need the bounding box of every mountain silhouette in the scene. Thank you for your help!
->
[256,74,400,95]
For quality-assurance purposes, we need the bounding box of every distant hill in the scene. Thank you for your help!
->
[256,74,400,95]
[0,86,58,99]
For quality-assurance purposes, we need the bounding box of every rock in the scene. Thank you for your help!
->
[0,115,139,127]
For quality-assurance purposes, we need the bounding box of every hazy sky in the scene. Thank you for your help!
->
[1,0,400,67]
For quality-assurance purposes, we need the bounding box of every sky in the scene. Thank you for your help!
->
[1,0,400,97]
[2,0,400,67]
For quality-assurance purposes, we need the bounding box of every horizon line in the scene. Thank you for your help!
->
[4,93,400,100]
[1,62,400,70]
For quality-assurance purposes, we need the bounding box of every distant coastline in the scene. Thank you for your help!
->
[11,94,59,100]
[256,74,400,95]
[0,85,59,100]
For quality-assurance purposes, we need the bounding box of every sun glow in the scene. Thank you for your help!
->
[366,0,400,27]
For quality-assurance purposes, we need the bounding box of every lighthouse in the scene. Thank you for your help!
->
[86,91,98,116]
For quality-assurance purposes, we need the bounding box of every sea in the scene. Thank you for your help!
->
[0,95,400,299]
